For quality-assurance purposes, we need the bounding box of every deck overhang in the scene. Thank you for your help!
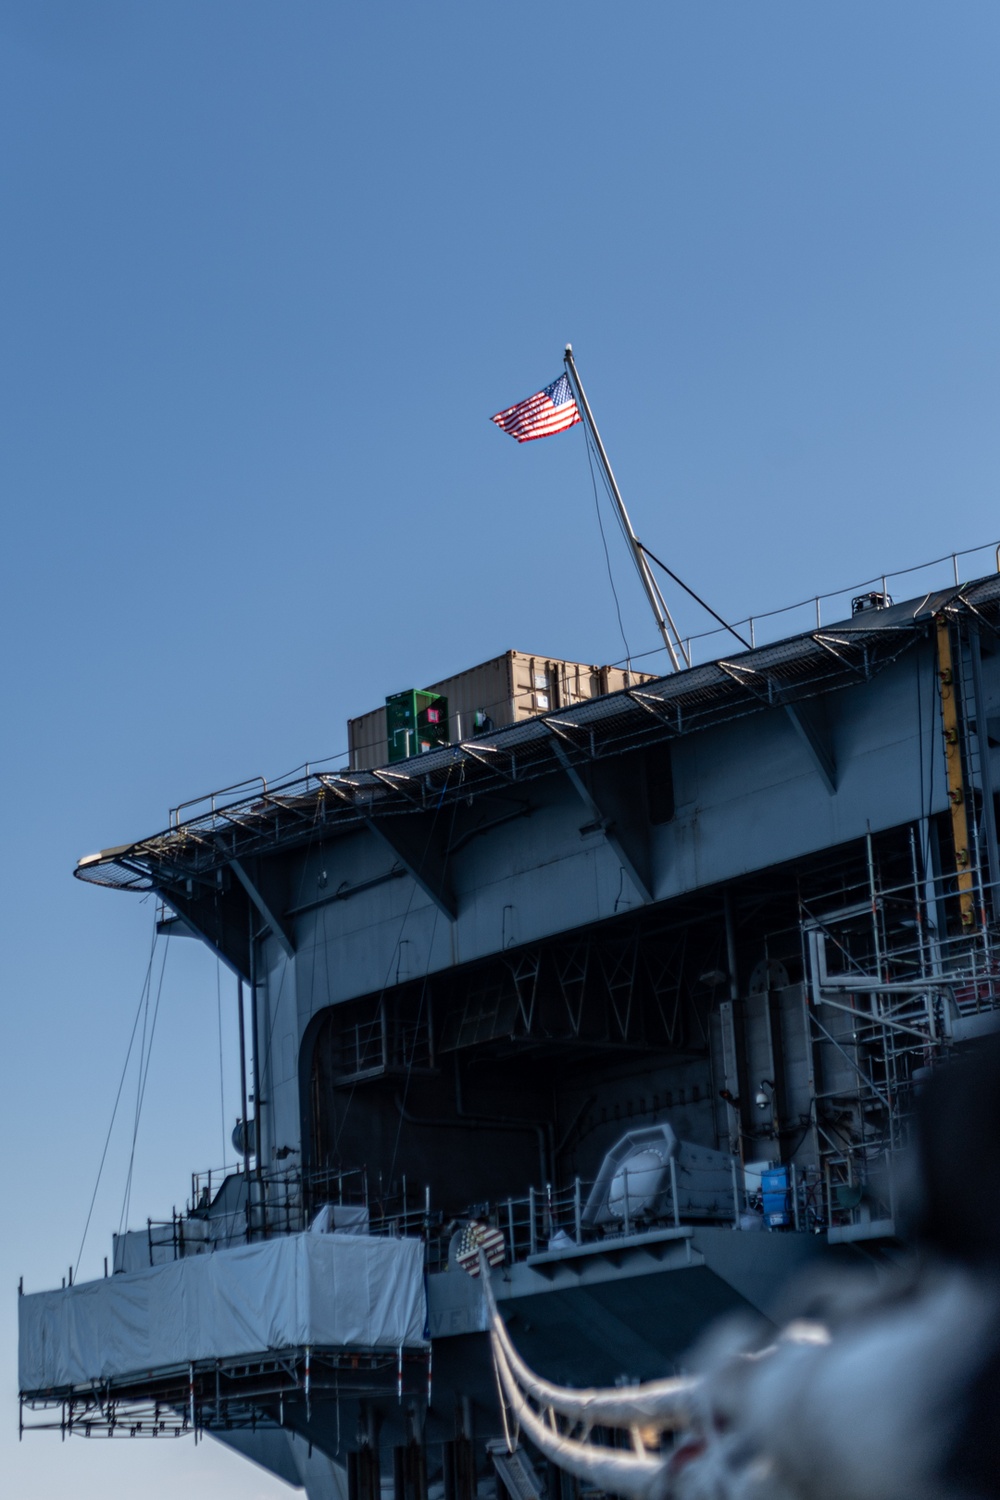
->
[73,577,1000,900]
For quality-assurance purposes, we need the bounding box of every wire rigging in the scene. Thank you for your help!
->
[74,920,159,1277]
[216,955,227,1165]
[119,934,171,1241]
[572,375,748,663]
[581,421,632,666]
[386,785,463,1188]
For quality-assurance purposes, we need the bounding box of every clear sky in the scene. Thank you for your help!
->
[2,3,999,1496]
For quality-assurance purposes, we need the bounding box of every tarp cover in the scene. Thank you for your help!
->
[19,1232,427,1393]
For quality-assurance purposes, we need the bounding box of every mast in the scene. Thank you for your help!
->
[563,344,689,672]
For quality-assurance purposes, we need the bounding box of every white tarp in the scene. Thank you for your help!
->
[19,1231,427,1393]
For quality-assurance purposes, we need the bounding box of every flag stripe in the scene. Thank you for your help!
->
[492,410,580,439]
[491,395,571,426]
[496,412,574,436]
[511,417,580,441]
[512,413,580,439]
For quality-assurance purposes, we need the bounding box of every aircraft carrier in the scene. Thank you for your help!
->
[18,547,1000,1500]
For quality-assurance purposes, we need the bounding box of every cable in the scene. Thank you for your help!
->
[74,920,158,1277]
[119,934,171,1240]
[582,422,632,666]
[216,955,227,1165]
[639,541,751,652]
[118,926,154,1243]
[386,787,462,1188]
[119,936,168,1236]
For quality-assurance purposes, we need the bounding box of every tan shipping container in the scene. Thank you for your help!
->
[347,650,653,770]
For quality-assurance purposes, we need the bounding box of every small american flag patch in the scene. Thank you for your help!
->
[454,1221,506,1276]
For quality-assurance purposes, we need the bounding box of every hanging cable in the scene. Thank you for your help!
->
[74,920,159,1277]
[216,956,227,1166]
[119,934,171,1240]
[563,347,688,668]
[575,390,746,666]
[386,786,462,1188]
[582,422,633,666]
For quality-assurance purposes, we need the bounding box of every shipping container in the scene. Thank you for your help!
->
[347,651,654,769]
[385,689,449,763]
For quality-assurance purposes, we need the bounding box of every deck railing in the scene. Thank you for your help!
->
[138,1155,751,1275]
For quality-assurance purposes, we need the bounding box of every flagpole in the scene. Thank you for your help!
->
[563,344,689,673]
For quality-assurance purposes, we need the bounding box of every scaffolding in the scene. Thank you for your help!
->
[800,609,1000,1236]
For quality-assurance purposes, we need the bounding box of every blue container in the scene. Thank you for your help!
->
[761,1167,790,1227]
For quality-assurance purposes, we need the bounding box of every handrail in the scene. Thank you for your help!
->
[170,776,268,829]
[616,537,1000,670]
[156,541,1000,826]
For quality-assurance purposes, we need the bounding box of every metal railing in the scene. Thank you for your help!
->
[154,541,1000,832]
[146,859,1000,1260]
[137,1153,753,1276]
[631,537,1000,671]
[800,831,1000,1238]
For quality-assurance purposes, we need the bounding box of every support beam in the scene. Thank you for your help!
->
[230,858,296,957]
[550,741,653,903]
[719,661,837,793]
[784,700,837,794]
[364,816,458,921]
[156,885,251,980]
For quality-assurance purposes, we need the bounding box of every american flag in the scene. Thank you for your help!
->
[454,1221,506,1276]
[491,373,582,443]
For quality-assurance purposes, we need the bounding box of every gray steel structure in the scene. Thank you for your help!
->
[20,571,1000,1500]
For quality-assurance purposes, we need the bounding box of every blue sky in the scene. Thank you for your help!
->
[2,4,999,1495]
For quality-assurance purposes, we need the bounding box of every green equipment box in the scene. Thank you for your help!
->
[385,690,449,763]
